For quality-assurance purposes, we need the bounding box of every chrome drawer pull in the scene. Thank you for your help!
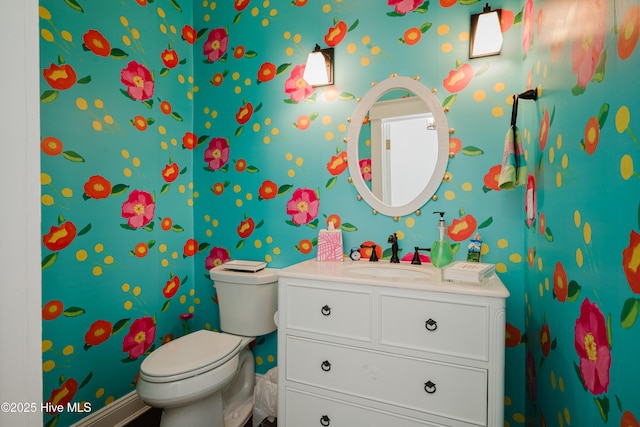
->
[320,415,331,426]
[425,318,438,331]
[321,305,332,316]
[321,360,332,372]
[424,380,437,394]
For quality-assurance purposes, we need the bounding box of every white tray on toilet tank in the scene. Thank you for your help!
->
[222,260,267,273]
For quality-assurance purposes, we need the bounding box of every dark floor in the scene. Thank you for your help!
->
[124,407,277,427]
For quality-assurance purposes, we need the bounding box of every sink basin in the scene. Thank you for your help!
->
[344,263,432,279]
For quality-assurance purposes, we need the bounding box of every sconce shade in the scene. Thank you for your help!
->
[469,3,503,58]
[303,44,334,87]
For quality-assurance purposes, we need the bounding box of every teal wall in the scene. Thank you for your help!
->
[38,0,640,426]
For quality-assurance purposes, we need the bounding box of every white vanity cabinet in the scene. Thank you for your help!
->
[277,260,509,427]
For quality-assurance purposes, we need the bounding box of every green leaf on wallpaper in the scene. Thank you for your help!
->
[474,62,490,77]
[256,219,265,229]
[142,99,153,109]
[513,9,523,25]
[143,222,155,232]
[63,307,86,317]
[339,92,355,101]
[44,414,59,427]
[64,0,84,13]
[276,63,291,76]
[348,19,360,32]
[78,223,91,236]
[246,165,260,173]
[420,22,432,33]
[307,218,319,229]
[233,12,242,25]
[198,242,210,252]
[592,50,607,84]
[62,150,85,162]
[79,372,92,389]
[607,313,613,349]
[112,318,130,335]
[571,84,586,96]
[326,177,338,189]
[442,94,456,110]
[341,223,357,232]
[161,300,171,313]
[594,396,610,423]
[197,135,209,147]
[236,240,245,250]
[196,28,208,42]
[573,361,587,391]
[597,103,610,128]
[245,51,258,59]
[120,88,134,101]
[161,184,170,194]
[478,217,493,229]
[278,184,293,195]
[567,280,582,302]
[171,112,183,122]
[544,226,554,242]
[111,184,130,196]
[286,220,299,227]
[77,76,91,85]
[110,48,128,59]
[235,126,244,137]
[42,253,58,270]
[41,90,59,103]
[459,0,481,4]
[462,146,484,156]
[620,298,640,329]
[172,225,184,232]
[169,0,182,12]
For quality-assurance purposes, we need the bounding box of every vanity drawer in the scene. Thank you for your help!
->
[286,337,487,425]
[379,294,489,360]
[285,388,445,427]
[285,284,371,341]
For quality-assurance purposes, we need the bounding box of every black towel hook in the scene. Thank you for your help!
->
[510,88,538,127]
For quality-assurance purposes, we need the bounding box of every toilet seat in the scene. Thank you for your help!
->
[140,330,242,383]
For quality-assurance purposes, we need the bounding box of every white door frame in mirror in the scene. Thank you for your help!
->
[347,75,450,217]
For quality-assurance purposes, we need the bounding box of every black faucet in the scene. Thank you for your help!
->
[388,233,400,263]
[411,246,431,265]
[360,243,379,262]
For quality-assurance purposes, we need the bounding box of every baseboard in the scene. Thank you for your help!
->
[70,391,150,427]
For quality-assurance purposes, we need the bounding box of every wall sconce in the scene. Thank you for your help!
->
[303,44,334,87]
[469,3,503,58]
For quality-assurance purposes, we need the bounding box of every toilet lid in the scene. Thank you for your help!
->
[140,330,241,380]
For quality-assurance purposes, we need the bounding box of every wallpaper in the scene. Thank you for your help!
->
[38,0,640,426]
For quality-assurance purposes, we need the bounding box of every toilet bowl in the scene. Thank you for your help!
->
[136,264,278,427]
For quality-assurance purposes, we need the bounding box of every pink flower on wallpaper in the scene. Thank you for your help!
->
[571,0,607,88]
[387,0,423,14]
[120,61,154,101]
[284,64,314,102]
[122,316,156,360]
[574,298,611,395]
[204,28,228,63]
[204,137,230,171]
[286,188,320,225]
[121,190,155,229]
[522,0,534,56]
[205,246,231,270]
[359,158,372,181]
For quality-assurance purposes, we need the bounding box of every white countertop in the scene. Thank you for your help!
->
[279,259,510,298]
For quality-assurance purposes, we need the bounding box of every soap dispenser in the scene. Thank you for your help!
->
[431,211,453,268]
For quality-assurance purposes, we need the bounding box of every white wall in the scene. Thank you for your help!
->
[0,0,43,425]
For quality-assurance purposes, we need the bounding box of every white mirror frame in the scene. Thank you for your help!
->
[347,76,450,217]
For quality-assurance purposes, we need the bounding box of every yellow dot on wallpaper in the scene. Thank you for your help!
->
[103,115,114,125]
[371,46,381,55]
[268,354,275,363]
[361,57,370,67]
[245,193,253,201]
[212,219,219,227]
[158,125,167,135]
[61,30,73,42]
[92,121,103,131]
[497,239,508,248]
[462,182,473,191]
[556,134,563,149]
[273,247,281,255]
[271,127,280,135]
[504,396,511,406]
[545,277,550,290]
[121,283,131,292]
[509,253,522,263]
[170,25,176,34]
[104,256,114,265]
[158,244,167,253]
[347,43,357,54]
[322,4,331,12]
[283,31,291,39]
[496,263,507,273]
[263,136,272,144]
[616,105,630,133]
[473,90,486,102]
[63,345,74,356]
[76,249,88,262]
[42,340,53,352]
[266,236,273,244]
[161,259,169,267]
[188,305,195,313]
[338,123,347,132]
[621,154,634,180]
[41,173,52,185]
[251,7,259,17]
[549,147,555,164]
[124,300,133,310]
[206,229,212,237]
[405,217,416,228]
[285,47,293,56]
[159,24,167,34]
[491,106,504,117]
[538,282,544,297]
[41,29,54,42]
[253,123,261,132]
[576,248,583,267]
[105,396,115,405]
[205,122,212,129]
[131,28,140,39]
[557,412,564,427]
[43,360,55,372]
[41,194,54,206]
[132,157,141,167]
[562,153,569,169]
[264,117,272,125]
[537,257,543,271]
[95,388,105,399]
[180,295,187,304]
[157,7,166,18]
[94,243,104,253]
[194,297,201,304]
[556,172,562,187]
[288,169,295,178]
[285,152,293,161]
[437,24,450,35]
[441,43,453,53]
[236,199,243,207]
[513,413,525,423]
[120,16,129,26]
[160,141,169,150]
[122,35,131,46]
[254,240,263,249]
[132,286,141,297]
[296,157,304,166]
[39,6,52,19]
[93,266,103,276]
[265,254,273,263]
[583,222,592,244]
[574,210,581,227]
[481,244,489,255]
[234,86,242,95]
[444,190,455,200]
[564,408,571,425]
[559,375,565,391]
[178,184,186,193]
[76,98,88,110]
[171,252,179,259]
[459,31,469,41]
[270,9,278,18]
[362,35,371,44]
[494,82,505,92]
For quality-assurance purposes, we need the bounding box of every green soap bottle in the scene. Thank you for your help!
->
[431,211,453,268]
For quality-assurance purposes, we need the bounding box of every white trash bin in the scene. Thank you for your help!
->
[253,367,278,427]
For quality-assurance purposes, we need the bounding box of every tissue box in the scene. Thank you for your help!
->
[443,261,495,284]
[316,227,343,261]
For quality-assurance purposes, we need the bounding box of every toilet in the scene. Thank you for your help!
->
[136,264,278,427]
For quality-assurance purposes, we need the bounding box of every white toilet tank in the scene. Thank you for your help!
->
[210,263,278,337]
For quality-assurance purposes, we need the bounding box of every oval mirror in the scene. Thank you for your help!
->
[347,76,450,217]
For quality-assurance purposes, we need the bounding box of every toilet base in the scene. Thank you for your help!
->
[160,391,224,427]
[224,398,252,427]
